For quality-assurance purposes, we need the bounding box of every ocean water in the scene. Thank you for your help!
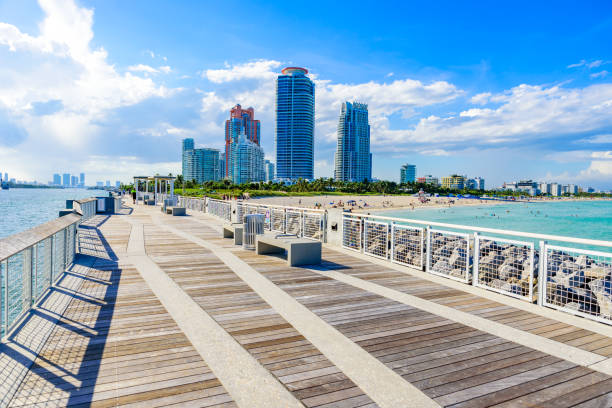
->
[378,200,612,245]
[0,188,106,239]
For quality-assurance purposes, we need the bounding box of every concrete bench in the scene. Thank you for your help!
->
[256,234,321,267]
[144,199,156,206]
[167,206,186,216]
[222,224,244,245]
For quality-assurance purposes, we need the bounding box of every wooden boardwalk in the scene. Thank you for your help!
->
[2,204,611,407]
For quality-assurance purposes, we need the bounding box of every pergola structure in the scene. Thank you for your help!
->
[133,175,175,204]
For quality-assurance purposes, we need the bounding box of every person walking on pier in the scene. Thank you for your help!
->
[132,190,136,204]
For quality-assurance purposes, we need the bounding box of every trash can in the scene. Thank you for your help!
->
[243,214,264,250]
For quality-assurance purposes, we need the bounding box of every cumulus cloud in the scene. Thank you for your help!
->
[0,0,176,181]
[205,60,282,83]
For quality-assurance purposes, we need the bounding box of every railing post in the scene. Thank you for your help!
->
[538,240,546,306]
[3,259,8,337]
[23,247,33,309]
[33,244,38,302]
[425,226,431,272]
[473,232,480,286]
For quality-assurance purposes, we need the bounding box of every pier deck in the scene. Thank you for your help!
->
[1,203,611,407]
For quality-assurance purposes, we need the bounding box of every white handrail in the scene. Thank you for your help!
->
[345,212,612,248]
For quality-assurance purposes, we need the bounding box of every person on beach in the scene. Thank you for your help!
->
[132,190,136,204]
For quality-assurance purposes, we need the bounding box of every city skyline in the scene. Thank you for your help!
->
[0,1,611,188]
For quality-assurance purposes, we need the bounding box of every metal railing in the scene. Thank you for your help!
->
[234,201,327,242]
[73,198,97,219]
[342,212,612,325]
[208,199,231,222]
[0,213,81,339]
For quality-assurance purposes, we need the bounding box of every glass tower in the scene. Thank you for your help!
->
[182,138,219,183]
[334,102,372,182]
[232,133,265,185]
[275,67,315,181]
[400,164,416,183]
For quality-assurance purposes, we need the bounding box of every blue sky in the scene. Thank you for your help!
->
[0,0,611,188]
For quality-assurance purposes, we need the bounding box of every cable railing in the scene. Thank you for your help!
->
[343,212,612,325]
[208,198,232,222]
[235,201,327,242]
[0,213,81,339]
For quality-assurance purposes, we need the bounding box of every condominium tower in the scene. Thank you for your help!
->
[334,102,372,182]
[231,133,265,184]
[225,105,260,179]
[400,164,416,183]
[275,67,315,180]
[182,138,220,183]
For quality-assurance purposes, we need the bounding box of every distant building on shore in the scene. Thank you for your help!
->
[467,177,485,190]
[265,159,275,182]
[53,173,61,186]
[62,173,70,187]
[80,173,85,187]
[334,102,372,182]
[276,67,315,181]
[225,105,260,180]
[442,175,466,190]
[416,175,439,186]
[400,164,416,183]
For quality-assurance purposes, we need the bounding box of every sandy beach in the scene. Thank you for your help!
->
[249,194,504,211]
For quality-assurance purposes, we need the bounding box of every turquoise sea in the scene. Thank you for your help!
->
[0,188,106,239]
[378,200,612,245]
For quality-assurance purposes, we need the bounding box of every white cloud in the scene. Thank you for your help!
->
[205,60,282,83]
[590,70,608,79]
[159,65,171,74]
[471,92,491,105]
[580,134,612,144]
[128,64,159,73]
[378,83,612,147]
[0,0,175,181]
[568,59,609,70]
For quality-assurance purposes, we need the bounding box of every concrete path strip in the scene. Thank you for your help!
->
[152,216,440,408]
[305,266,612,376]
[124,221,304,408]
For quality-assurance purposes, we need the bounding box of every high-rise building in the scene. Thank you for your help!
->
[225,105,260,179]
[416,175,439,186]
[71,175,78,186]
[467,177,486,191]
[3,173,7,182]
[80,173,85,187]
[232,133,265,185]
[62,173,70,187]
[334,102,372,182]
[442,175,466,190]
[219,153,226,181]
[182,138,195,180]
[199,148,220,182]
[550,183,561,196]
[115,181,121,188]
[276,67,315,181]
[53,173,61,185]
[182,139,220,183]
[96,181,104,187]
[264,159,275,182]
[400,164,416,183]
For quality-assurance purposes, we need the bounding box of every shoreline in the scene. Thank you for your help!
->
[250,194,612,212]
